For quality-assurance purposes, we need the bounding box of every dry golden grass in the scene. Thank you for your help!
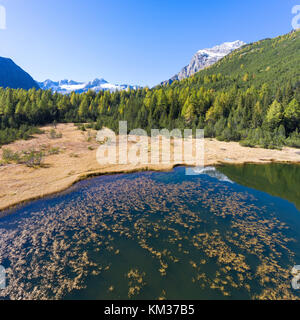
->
[0,123,299,212]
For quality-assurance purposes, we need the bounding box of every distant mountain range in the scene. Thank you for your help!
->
[38,78,141,94]
[38,41,246,92]
[0,57,39,90]
[161,40,245,85]
[0,41,246,92]
[0,56,141,93]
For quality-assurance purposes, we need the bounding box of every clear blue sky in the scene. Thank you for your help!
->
[0,0,298,87]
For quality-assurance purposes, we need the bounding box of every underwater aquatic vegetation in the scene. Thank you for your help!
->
[0,167,299,300]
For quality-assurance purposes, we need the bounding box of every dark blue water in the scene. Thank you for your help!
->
[0,165,300,300]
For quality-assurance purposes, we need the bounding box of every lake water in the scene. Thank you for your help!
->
[0,164,300,300]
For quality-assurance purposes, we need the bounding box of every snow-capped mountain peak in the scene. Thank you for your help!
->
[196,40,245,56]
[38,78,141,94]
[162,40,246,85]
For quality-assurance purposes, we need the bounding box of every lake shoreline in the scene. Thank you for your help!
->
[1,123,300,214]
[2,160,300,215]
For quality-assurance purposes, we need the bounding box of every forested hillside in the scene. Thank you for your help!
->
[172,30,300,91]
[0,31,299,149]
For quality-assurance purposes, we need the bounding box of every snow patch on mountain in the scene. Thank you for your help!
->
[38,78,141,94]
[162,40,246,85]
